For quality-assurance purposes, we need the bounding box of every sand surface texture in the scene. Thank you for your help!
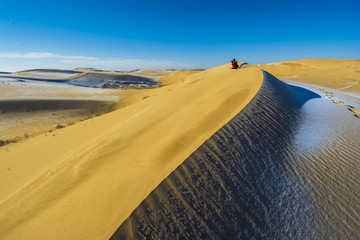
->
[1,59,359,239]
[0,64,262,239]
[112,71,360,239]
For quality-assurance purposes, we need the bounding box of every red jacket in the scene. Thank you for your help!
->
[232,60,238,69]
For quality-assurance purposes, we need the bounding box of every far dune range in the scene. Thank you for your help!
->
[0,69,163,144]
[250,59,360,93]
[0,59,359,239]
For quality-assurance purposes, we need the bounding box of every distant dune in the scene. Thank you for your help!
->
[68,72,158,88]
[12,69,83,79]
[250,59,360,92]
[0,70,123,144]
[0,68,180,145]
[0,69,160,89]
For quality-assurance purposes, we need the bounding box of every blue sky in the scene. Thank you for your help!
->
[0,0,359,71]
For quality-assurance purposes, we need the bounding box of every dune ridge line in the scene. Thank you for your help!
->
[110,70,360,239]
[0,64,263,240]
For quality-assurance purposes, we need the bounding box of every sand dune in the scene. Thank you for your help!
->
[249,59,360,93]
[1,59,359,239]
[68,72,158,88]
[12,69,83,79]
[111,71,360,239]
[254,59,360,118]
[0,69,159,89]
[0,64,262,239]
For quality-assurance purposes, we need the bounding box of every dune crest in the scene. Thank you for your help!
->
[0,64,262,239]
[111,71,360,239]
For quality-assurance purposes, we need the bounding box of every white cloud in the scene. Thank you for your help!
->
[0,52,98,60]
[60,58,197,70]
[0,52,198,71]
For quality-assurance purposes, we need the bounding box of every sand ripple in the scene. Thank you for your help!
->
[111,72,360,239]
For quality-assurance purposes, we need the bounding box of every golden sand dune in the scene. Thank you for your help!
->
[250,59,360,92]
[255,59,360,119]
[0,64,262,239]
[133,69,173,76]
[111,71,360,239]
[1,59,359,239]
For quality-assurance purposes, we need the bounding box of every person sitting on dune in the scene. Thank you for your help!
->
[231,58,239,69]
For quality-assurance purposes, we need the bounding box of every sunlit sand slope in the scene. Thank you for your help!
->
[111,71,360,239]
[251,59,360,92]
[0,64,262,239]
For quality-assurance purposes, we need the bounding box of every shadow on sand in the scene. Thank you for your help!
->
[110,71,360,239]
[287,84,321,106]
[110,71,317,239]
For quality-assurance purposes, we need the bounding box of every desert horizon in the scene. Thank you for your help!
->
[1,58,360,239]
[1,0,360,238]
[2,58,359,146]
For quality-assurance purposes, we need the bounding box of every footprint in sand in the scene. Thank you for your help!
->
[331,99,360,119]
[324,91,333,99]
[331,99,348,107]
[322,91,360,119]
[348,108,360,118]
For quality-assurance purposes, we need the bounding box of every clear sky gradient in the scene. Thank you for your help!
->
[0,0,359,71]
